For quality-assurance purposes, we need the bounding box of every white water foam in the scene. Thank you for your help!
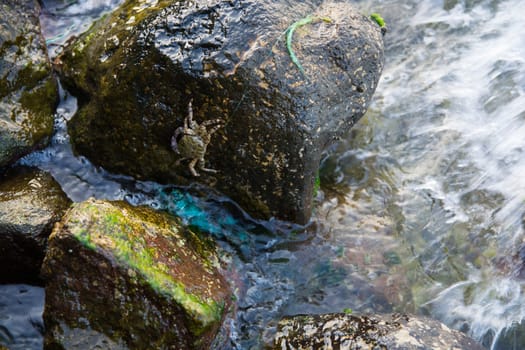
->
[373,0,525,346]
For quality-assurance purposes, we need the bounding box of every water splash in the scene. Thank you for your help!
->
[342,0,525,348]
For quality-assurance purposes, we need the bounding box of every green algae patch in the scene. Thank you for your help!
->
[73,200,225,328]
[44,198,231,349]
[86,207,221,326]
[370,13,386,28]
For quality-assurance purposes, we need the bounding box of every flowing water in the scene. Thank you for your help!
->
[1,0,525,349]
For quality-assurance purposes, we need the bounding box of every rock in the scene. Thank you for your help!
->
[57,0,384,223]
[0,0,58,170]
[41,199,232,350]
[0,166,71,284]
[268,313,484,350]
[492,319,525,349]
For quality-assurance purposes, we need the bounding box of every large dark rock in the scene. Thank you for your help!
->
[41,199,232,350]
[268,313,484,350]
[0,0,58,170]
[57,0,384,223]
[0,166,71,284]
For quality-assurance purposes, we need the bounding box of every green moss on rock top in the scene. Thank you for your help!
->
[43,199,231,349]
[69,201,225,329]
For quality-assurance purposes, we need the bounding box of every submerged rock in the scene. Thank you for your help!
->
[0,0,58,170]
[57,0,384,223]
[492,318,525,349]
[269,313,484,350]
[0,166,71,284]
[41,199,232,349]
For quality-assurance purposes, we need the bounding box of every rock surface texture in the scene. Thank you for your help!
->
[41,199,231,350]
[58,0,385,223]
[270,313,484,350]
[0,166,71,284]
[0,0,57,170]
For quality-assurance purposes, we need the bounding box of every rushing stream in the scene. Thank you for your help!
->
[1,0,524,349]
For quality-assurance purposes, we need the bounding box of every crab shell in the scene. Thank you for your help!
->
[172,129,207,160]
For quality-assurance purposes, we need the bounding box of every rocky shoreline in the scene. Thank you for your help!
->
[0,0,484,349]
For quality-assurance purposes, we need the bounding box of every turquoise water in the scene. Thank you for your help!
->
[2,0,525,349]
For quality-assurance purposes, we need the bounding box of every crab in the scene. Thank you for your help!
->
[171,99,224,177]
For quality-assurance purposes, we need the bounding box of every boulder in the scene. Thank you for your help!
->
[269,313,484,349]
[0,166,71,284]
[57,0,384,223]
[41,199,232,350]
[0,0,58,170]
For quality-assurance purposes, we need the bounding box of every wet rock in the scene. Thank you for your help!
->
[41,198,232,350]
[0,0,58,170]
[492,319,525,349]
[268,313,484,350]
[0,166,71,284]
[57,0,385,223]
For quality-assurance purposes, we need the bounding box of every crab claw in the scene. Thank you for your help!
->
[171,126,185,153]
[171,134,180,153]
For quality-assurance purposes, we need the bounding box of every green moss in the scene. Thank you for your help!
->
[16,62,50,90]
[118,0,172,23]
[19,78,57,115]
[19,78,57,143]
[370,13,386,28]
[313,171,321,197]
[0,35,27,58]
[73,227,97,250]
[67,0,172,60]
[0,61,52,99]
[0,38,56,155]
[70,202,224,333]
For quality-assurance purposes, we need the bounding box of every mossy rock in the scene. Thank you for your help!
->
[269,313,484,349]
[0,0,58,170]
[58,0,384,224]
[41,199,231,349]
[0,166,71,284]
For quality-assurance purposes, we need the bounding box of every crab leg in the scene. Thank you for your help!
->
[188,158,200,177]
[186,99,193,128]
[199,158,218,174]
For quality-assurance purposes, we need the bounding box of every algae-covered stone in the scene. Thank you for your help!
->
[41,199,231,350]
[269,313,484,349]
[0,166,71,284]
[0,0,58,170]
[58,0,384,223]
